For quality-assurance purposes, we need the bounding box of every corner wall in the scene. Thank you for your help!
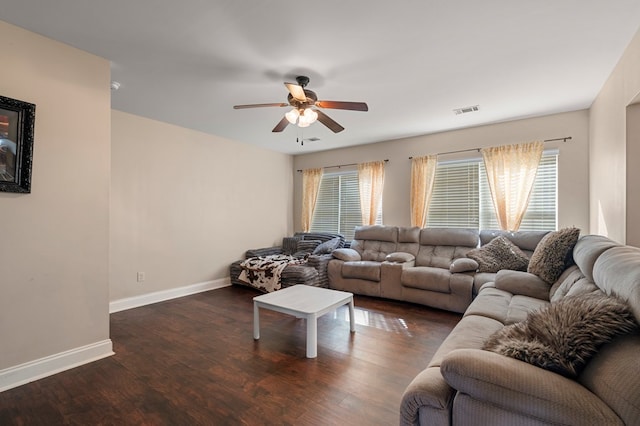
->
[109,111,293,304]
[294,110,589,233]
[589,26,640,243]
[0,21,112,388]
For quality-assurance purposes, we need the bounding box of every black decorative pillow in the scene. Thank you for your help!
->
[293,239,322,258]
[483,293,638,378]
[312,237,342,255]
[528,227,580,283]
[466,236,529,273]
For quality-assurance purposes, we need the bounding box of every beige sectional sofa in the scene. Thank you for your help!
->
[328,225,549,314]
[400,234,640,425]
[328,225,481,313]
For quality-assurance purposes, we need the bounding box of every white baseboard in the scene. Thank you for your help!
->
[109,277,230,313]
[0,339,114,392]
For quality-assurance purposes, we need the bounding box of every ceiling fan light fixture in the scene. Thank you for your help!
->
[285,108,299,124]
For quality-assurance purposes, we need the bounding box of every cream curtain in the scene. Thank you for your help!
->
[481,141,544,231]
[358,161,386,225]
[410,155,438,227]
[301,168,323,232]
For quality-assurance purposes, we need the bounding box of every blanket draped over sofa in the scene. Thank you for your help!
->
[239,255,306,292]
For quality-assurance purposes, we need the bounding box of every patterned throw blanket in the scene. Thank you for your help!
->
[239,254,306,292]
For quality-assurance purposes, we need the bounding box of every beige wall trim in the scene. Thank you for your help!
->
[0,340,114,392]
[109,279,230,314]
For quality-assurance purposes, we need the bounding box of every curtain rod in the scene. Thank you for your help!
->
[297,159,389,173]
[408,136,572,159]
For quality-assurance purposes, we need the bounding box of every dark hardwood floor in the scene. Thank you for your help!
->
[0,285,461,426]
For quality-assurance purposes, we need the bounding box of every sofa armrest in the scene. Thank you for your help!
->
[385,252,415,263]
[494,269,550,300]
[441,349,621,425]
[245,246,283,258]
[400,367,455,426]
[332,248,361,261]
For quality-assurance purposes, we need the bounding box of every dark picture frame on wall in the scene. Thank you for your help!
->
[0,95,36,193]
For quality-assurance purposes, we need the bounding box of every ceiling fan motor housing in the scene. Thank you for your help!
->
[287,89,317,109]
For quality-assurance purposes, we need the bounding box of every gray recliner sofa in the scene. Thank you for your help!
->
[328,225,480,313]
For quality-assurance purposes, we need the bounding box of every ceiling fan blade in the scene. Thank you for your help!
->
[315,101,368,112]
[316,110,345,133]
[272,116,289,132]
[284,83,307,102]
[233,103,288,109]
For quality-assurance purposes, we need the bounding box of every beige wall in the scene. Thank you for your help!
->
[294,110,590,233]
[0,21,111,369]
[589,27,640,243]
[626,102,640,246]
[110,111,293,301]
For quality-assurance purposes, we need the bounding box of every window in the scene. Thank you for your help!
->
[427,152,558,231]
[310,170,382,240]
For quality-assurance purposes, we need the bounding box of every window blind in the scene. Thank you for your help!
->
[427,152,557,231]
[310,170,382,240]
[427,161,480,228]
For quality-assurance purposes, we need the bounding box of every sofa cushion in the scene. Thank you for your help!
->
[482,293,638,378]
[549,265,599,303]
[494,270,551,300]
[402,266,451,293]
[466,236,529,273]
[342,261,381,282]
[450,258,479,273]
[332,248,361,261]
[312,237,342,255]
[578,334,640,426]
[386,252,415,263]
[480,230,549,255]
[593,245,640,322]
[465,287,549,325]
[527,227,580,283]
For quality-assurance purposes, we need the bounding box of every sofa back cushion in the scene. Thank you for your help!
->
[572,234,618,282]
[578,334,640,426]
[396,226,421,257]
[480,229,549,257]
[593,245,640,322]
[351,225,398,262]
[415,228,479,268]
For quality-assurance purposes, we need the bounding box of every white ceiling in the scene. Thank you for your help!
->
[2,1,640,154]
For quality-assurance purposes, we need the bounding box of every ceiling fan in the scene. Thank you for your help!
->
[233,76,368,133]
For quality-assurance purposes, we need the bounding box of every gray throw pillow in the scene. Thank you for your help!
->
[483,293,638,378]
[466,236,529,273]
[527,227,580,284]
[312,237,342,255]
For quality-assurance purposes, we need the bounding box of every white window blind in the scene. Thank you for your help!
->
[427,161,480,228]
[310,170,382,240]
[427,152,558,231]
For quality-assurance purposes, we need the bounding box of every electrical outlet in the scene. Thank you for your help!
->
[137,272,145,282]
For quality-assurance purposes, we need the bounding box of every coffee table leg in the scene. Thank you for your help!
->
[349,297,355,332]
[306,313,317,358]
[253,302,260,340]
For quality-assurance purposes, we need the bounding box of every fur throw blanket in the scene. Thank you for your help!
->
[483,293,638,378]
[239,254,306,293]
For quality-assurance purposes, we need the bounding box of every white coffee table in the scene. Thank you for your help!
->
[253,285,355,358]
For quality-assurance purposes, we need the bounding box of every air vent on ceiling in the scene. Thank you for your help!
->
[453,105,479,115]
[305,137,321,142]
